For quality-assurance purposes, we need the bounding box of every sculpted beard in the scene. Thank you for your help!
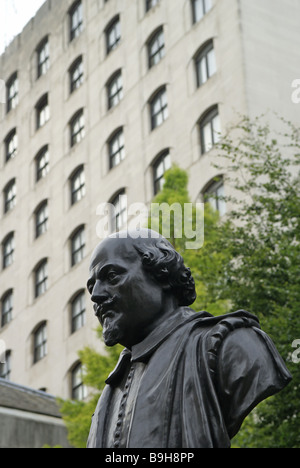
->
[95,294,124,347]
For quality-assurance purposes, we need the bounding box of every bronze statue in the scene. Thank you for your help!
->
[86,229,292,448]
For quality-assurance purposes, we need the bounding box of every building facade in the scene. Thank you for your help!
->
[0,0,299,400]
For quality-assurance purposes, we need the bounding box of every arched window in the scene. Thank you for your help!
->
[106,70,123,109]
[150,86,168,130]
[1,290,13,327]
[2,232,14,269]
[4,129,17,163]
[36,37,49,78]
[198,105,220,154]
[70,290,86,333]
[110,189,127,233]
[69,1,83,41]
[34,200,48,238]
[70,165,85,205]
[35,94,49,129]
[6,72,18,112]
[108,128,125,169]
[195,40,216,87]
[33,322,47,363]
[69,56,84,93]
[34,259,48,298]
[70,226,85,267]
[105,15,121,55]
[70,109,85,147]
[3,179,16,214]
[71,362,87,400]
[152,150,171,195]
[35,146,49,182]
[147,27,165,69]
[202,176,226,217]
[191,0,212,24]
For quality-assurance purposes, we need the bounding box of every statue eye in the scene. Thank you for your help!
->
[107,271,119,283]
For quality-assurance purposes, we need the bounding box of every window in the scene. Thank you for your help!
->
[71,291,86,333]
[69,1,83,41]
[36,94,50,129]
[153,150,171,195]
[71,226,85,266]
[71,363,87,400]
[6,73,18,112]
[70,166,85,205]
[148,27,165,68]
[2,233,14,269]
[195,41,216,87]
[4,129,17,163]
[35,146,49,182]
[150,87,168,130]
[1,290,13,327]
[111,190,127,232]
[34,260,48,298]
[146,0,159,11]
[0,351,11,380]
[199,106,221,154]
[3,179,16,214]
[37,37,50,78]
[69,56,84,93]
[108,128,125,169]
[107,70,123,109]
[35,201,48,238]
[70,110,85,147]
[34,323,47,363]
[192,0,212,23]
[106,16,121,54]
[203,177,226,217]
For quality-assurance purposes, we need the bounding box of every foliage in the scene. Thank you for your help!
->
[215,114,300,447]
[58,328,122,448]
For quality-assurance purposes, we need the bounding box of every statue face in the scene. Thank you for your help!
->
[87,237,166,349]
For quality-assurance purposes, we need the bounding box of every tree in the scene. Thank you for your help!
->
[214,115,300,447]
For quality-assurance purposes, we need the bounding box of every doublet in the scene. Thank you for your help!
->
[87,308,292,448]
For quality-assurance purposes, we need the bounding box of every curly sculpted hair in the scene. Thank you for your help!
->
[134,236,196,307]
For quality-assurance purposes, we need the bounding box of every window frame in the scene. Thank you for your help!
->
[34,260,48,299]
[199,106,220,154]
[71,362,87,400]
[4,129,17,163]
[71,226,85,267]
[153,150,171,195]
[33,322,47,364]
[0,351,11,380]
[36,94,50,129]
[145,0,159,12]
[35,146,49,182]
[107,70,123,109]
[3,179,16,214]
[2,233,14,270]
[150,87,168,130]
[1,290,13,328]
[147,27,165,69]
[70,166,86,205]
[71,291,86,333]
[35,201,48,239]
[195,40,216,87]
[105,16,121,55]
[108,128,125,169]
[110,190,127,233]
[69,1,83,42]
[202,177,226,217]
[6,72,18,113]
[69,56,84,93]
[192,0,213,24]
[70,110,85,147]
[37,37,50,78]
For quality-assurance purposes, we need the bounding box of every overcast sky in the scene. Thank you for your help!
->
[0,0,46,54]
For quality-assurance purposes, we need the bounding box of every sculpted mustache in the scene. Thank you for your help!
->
[94,295,119,317]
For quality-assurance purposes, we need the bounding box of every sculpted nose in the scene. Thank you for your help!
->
[91,280,109,305]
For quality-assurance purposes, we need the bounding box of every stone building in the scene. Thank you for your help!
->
[0,0,299,400]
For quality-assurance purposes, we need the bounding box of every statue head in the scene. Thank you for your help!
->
[87,229,196,349]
